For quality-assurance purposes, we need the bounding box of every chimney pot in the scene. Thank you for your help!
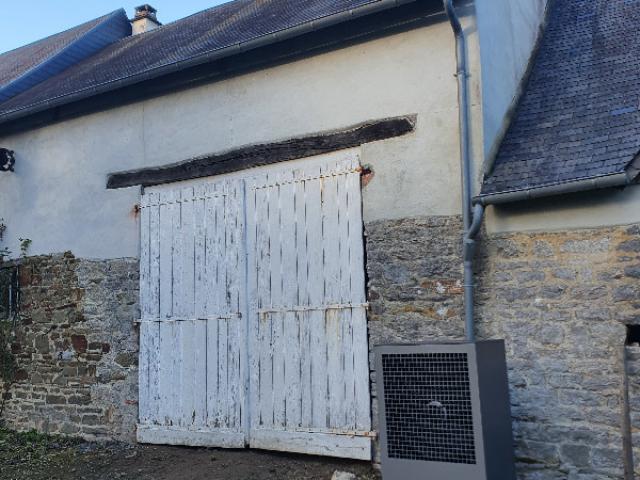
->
[131,4,161,35]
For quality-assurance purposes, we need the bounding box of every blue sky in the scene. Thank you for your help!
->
[0,1,228,54]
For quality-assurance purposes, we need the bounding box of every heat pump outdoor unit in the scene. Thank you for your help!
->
[375,340,516,480]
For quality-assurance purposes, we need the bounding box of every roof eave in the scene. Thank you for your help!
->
[475,171,637,206]
[0,0,421,127]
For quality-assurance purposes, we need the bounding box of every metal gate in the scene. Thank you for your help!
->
[137,151,372,460]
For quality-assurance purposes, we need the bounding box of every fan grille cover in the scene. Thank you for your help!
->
[381,352,476,464]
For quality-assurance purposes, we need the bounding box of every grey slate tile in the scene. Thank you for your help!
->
[481,0,640,198]
[0,0,399,120]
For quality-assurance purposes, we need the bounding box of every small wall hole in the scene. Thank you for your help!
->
[625,324,640,346]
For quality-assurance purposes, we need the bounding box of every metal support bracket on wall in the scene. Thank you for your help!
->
[0,149,15,172]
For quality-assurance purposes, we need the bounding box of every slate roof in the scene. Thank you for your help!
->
[479,0,640,201]
[0,0,412,124]
[0,10,130,103]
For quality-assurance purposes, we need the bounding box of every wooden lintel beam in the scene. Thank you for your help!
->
[106,115,416,189]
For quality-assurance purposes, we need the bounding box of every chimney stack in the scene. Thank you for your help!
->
[131,5,161,35]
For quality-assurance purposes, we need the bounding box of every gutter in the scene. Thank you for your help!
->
[0,0,417,125]
[475,171,636,206]
[444,0,484,343]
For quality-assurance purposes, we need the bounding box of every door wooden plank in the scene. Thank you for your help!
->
[280,171,301,429]
[351,307,370,431]
[138,193,151,424]
[305,162,328,429]
[171,190,185,427]
[237,180,250,439]
[181,187,196,319]
[226,183,242,430]
[158,320,172,426]
[217,318,229,428]
[138,425,246,448]
[159,190,175,320]
[245,176,260,433]
[180,320,195,428]
[192,186,208,428]
[148,193,162,426]
[157,190,176,426]
[344,164,370,431]
[256,183,274,428]
[140,193,151,320]
[268,172,286,430]
[250,429,371,461]
[194,185,207,320]
[322,165,345,429]
[140,150,370,458]
[179,187,196,428]
[192,319,207,428]
[293,168,312,430]
[336,171,356,429]
[206,316,219,428]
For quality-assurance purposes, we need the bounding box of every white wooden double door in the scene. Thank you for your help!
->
[137,152,372,460]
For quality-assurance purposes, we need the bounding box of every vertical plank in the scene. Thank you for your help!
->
[323,164,346,429]
[280,170,301,429]
[159,190,175,320]
[256,183,273,427]
[305,163,328,428]
[171,189,185,427]
[146,192,162,425]
[294,168,312,429]
[268,173,285,430]
[345,164,371,431]
[337,171,356,428]
[194,184,207,320]
[172,188,186,319]
[157,189,175,426]
[180,320,195,427]
[245,176,260,432]
[158,320,172,426]
[219,185,231,430]
[138,193,151,424]
[218,317,229,428]
[179,187,196,427]
[192,319,207,428]
[181,187,196,319]
[237,179,250,437]
[226,182,241,430]
[140,193,151,320]
[193,185,208,428]
[206,316,220,428]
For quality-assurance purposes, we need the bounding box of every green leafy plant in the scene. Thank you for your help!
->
[0,320,17,421]
[18,239,31,258]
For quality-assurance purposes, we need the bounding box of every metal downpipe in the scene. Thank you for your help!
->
[444,0,484,342]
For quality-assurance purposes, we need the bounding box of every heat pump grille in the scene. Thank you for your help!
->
[381,352,476,465]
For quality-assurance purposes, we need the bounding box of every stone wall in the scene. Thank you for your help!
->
[365,216,640,479]
[365,215,464,462]
[0,253,139,441]
[3,216,640,479]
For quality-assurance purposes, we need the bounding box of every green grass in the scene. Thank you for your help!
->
[0,428,81,480]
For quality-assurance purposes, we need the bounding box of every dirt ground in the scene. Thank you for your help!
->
[0,429,379,480]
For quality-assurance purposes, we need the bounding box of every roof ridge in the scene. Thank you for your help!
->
[0,9,131,102]
[0,9,125,58]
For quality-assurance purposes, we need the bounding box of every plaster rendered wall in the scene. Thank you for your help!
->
[486,185,640,235]
[0,22,467,261]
